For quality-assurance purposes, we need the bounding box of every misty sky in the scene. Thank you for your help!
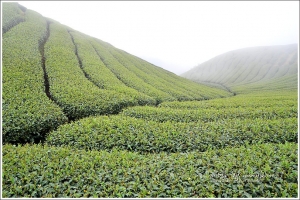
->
[14,1,299,75]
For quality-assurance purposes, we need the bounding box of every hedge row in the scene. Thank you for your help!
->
[98,40,203,100]
[113,50,193,101]
[119,49,232,99]
[46,115,297,153]
[121,104,297,123]
[232,74,299,94]
[68,31,155,106]
[91,40,204,101]
[2,10,68,143]
[95,40,176,102]
[2,2,26,34]
[44,22,139,120]
[115,47,209,101]
[2,142,297,198]
[159,92,297,110]
[90,38,174,104]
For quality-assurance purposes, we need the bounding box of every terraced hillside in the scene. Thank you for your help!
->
[3,91,298,198]
[2,2,298,198]
[2,2,231,143]
[181,44,298,93]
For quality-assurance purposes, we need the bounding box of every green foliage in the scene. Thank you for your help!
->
[2,143,297,198]
[90,38,177,103]
[181,44,298,94]
[94,39,176,102]
[2,10,68,143]
[117,48,233,100]
[2,4,298,198]
[46,115,297,153]
[2,2,26,34]
[95,40,229,101]
[44,22,145,120]
[122,104,297,123]
[233,74,298,94]
[159,91,297,110]
[69,31,156,105]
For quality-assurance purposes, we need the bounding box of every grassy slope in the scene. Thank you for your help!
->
[232,74,298,94]
[2,2,232,143]
[2,2,298,198]
[2,7,68,143]
[3,142,297,198]
[181,44,298,93]
[2,2,26,34]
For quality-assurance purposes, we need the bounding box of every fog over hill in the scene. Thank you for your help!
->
[181,44,298,92]
[2,3,298,198]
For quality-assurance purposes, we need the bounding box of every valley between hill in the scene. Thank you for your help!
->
[1,2,298,198]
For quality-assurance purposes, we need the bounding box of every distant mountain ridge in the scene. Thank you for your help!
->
[181,44,298,93]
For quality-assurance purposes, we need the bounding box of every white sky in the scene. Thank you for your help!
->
[11,1,300,75]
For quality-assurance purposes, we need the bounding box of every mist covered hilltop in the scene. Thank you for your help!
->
[181,44,298,93]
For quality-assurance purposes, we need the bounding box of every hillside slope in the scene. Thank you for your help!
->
[181,44,298,93]
[2,3,298,198]
[2,2,232,143]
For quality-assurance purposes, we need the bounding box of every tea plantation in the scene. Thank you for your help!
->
[1,2,298,198]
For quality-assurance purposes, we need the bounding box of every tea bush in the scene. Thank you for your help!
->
[2,143,297,198]
[159,92,297,110]
[2,3,298,198]
[44,22,146,120]
[90,38,179,103]
[46,115,297,153]
[69,31,156,105]
[2,9,68,143]
[2,2,26,34]
[122,105,297,123]
[119,49,232,99]
[95,40,176,103]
